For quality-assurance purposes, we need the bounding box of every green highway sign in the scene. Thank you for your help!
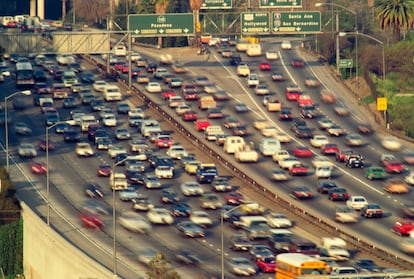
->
[272,11,321,33]
[339,59,354,68]
[201,0,232,9]
[128,13,194,37]
[259,0,302,8]
[241,12,270,34]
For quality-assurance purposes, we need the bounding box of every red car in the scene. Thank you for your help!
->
[382,160,404,173]
[114,62,128,72]
[30,161,47,175]
[291,58,305,68]
[285,86,302,101]
[224,191,245,205]
[292,146,313,158]
[161,90,176,100]
[154,135,174,148]
[97,165,112,177]
[79,212,104,230]
[335,149,354,162]
[297,94,313,107]
[290,186,313,199]
[39,139,55,151]
[259,61,271,71]
[392,220,414,236]
[182,110,198,121]
[184,92,199,100]
[289,163,308,176]
[195,118,210,131]
[321,143,340,155]
[256,257,276,273]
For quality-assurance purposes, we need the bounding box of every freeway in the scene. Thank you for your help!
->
[1,36,414,279]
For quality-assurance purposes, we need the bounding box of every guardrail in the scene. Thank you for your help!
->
[85,54,414,271]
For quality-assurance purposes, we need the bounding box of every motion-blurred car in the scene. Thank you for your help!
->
[75,142,94,157]
[304,76,320,87]
[145,82,162,93]
[138,248,160,266]
[291,57,305,68]
[161,189,180,203]
[230,234,253,251]
[79,209,104,230]
[118,187,139,201]
[147,207,174,225]
[190,211,213,227]
[271,71,285,81]
[229,257,256,276]
[265,50,279,60]
[119,211,152,233]
[259,61,271,71]
[399,238,414,254]
[328,188,350,201]
[84,183,104,198]
[270,169,289,182]
[292,146,313,158]
[265,213,292,228]
[175,250,201,265]
[290,186,313,200]
[384,179,409,194]
[392,220,414,236]
[97,164,112,177]
[317,181,338,194]
[224,191,245,205]
[14,122,32,135]
[335,206,358,223]
[176,221,205,238]
[29,161,47,175]
[345,133,365,147]
[310,135,329,148]
[381,136,402,151]
[289,163,308,176]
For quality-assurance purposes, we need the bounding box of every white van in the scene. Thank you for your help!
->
[224,136,246,154]
[246,44,262,57]
[80,115,97,132]
[103,85,122,101]
[259,138,281,156]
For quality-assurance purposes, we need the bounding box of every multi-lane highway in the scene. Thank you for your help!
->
[2,36,414,279]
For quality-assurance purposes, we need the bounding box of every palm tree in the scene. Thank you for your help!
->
[375,0,414,42]
[189,0,203,45]
[151,0,170,47]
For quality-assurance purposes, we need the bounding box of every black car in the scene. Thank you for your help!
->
[84,183,104,198]
[63,96,77,108]
[79,72,95,84]
[68,62,82,73]
[328,188,350,201]
[300,105,320,119]
[230,233,253,251]
[279,108,293,121]
[90,99,105,111]
[353,258,380,272]
[293,126,314,139]
[125,169,144,185]
[230,55,242,66]
[64,129,80,142]
[146,63,158,73]
[317,181,338,194]
[34,70,47,82]
[171,202,192,217]
[345,154,365,168]
[161,189,180,203]
[176,250,201,265]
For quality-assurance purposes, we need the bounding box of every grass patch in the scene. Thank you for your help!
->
[363,95,375,104]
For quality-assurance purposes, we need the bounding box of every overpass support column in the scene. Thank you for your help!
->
[30,0,36,17]
[37,0,45,20]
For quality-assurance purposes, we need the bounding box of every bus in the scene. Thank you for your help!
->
[275,253,331,279]
[15,62,34,88]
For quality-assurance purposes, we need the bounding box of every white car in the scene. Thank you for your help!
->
[236,63,250,77]
[190,211,213,227]
[274,131,291,143]
[246,73,260,87]
[346,196,368,210]
[147,207,174,225]
[259,138,280,156]
[166,145,188,159]
[153,67,169,79]
[320,237,350,261]
[145,82,162,93]
[18,143,37,158]
[254,83,270,95]
[75,142,94,157]
[102,113,117,127]
[405,171,414,185]
[345,133,366,147]
[265,213,292,228]
[281,40,292,50]
[312,156,335,168]
[108,146,127,158]
[335,206,358,223]
[278,157,301,169]
[270,169,289,181]
[155,166,174,179]
[310,135,329,148]
[381,136,402,151]
[272,150,290,163]
[181,181,204,196]
[168,96,185,108]
[265,50,279,60]
[93,80,109,92]
[159,53,173,65]
[128,108,145,118]
[119,211,152,234]
[175,104,191,115]
[315,165,332,179]
[261,125,278,137]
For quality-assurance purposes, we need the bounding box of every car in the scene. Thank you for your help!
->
[211,176,233,192]
[400,238,414,254]
[213,90,230,101]
[310,135,329,148]
[336,149,354,162]
[14,122,32,135]
[190,211,213,227]
[145,82,162,93]
[175,250,201,265]
[334,104,350,116]
[92,80,108,92]
[171,63,187,73]
[361,204,383,218]
[256,257,276,273]
[285,85,302,101]
[119,211,152,234]
[181,181,204,196]
[293,126,314,139]
[246,73,260,87]
[169,77,183,88]
[207,107,224,119]
[305,76,320,87]
[345,154,365,168]
[344,195,367,209]
[108,146,127,159]
[321,143,340,156]
[176,221,205,238]
[154,135,174,148]
[230,234,253,251]
[137,247,160,265]
[79,211,104,230]
[353,258,380,272]
[63,129,80,142]
[312,156,335,168]
[116,102,130,114]
[315,165,333,179]
[259,61,271,71]
[96,164,112,177]
[381,136,402,151]
[29,161,47,175]
[200,193,223,209]
[318,181,338,194]
[392,220,414,236]
[114,128,131,140]
[335,206,358,223]
[265,50,279,60]
[405,171,414,185]
[184,160,201,175]
[271,71,285,81]
[230,55,242,65]
[75,142,94,157]
[236,63,250,76]
[328,188,350,201]
[131,196,154,211]
[357,122,374,134]
[274,131,291,143]
[290,186,314,200]
[118,187,140,202]
[224,191,245,205]
[300,105,320,119]
[229,257,256,276]
[318,118,335,130]
[154,165,174,179]
[193,75,213,87]
[84,183,104,198]
[292,146,313,158]
[249,245,274,261]
[166,145,188,160]
[366,167,386,180]
[281,40,292,50]
[327,125,346,137]
[270,169,289,182]
[291,57,305,68]
[384,179,409,194]
[345,133,366,147]
[136,73,150,84]
[265,213,292,228]
[297,94,313,107]
[18,143,37,158]
[142,174,161,189]
[147,207,174,225]
[235,103,250,113]
[279,108,293,120]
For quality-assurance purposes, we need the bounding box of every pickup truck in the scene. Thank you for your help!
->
[195,118,210,131]
[234,144,259,163]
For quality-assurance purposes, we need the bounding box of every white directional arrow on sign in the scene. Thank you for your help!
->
[134,29,140,34]
[264,27,269,32]
[242,27,248,33]
[202,3,206,6]
[223,3,227,6]
[274,27,279,32]
[159,29,165,33]
[183,28,189,33]
[295,27,301,31]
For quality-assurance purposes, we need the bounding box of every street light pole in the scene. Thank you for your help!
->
[336,12,339,74]
[4,90,31,173]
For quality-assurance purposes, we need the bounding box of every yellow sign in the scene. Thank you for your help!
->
[195,21,201,32]
[377,97,387,111]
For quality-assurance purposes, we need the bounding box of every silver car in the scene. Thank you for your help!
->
[229,257,256,276]
[14,122,32,135]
